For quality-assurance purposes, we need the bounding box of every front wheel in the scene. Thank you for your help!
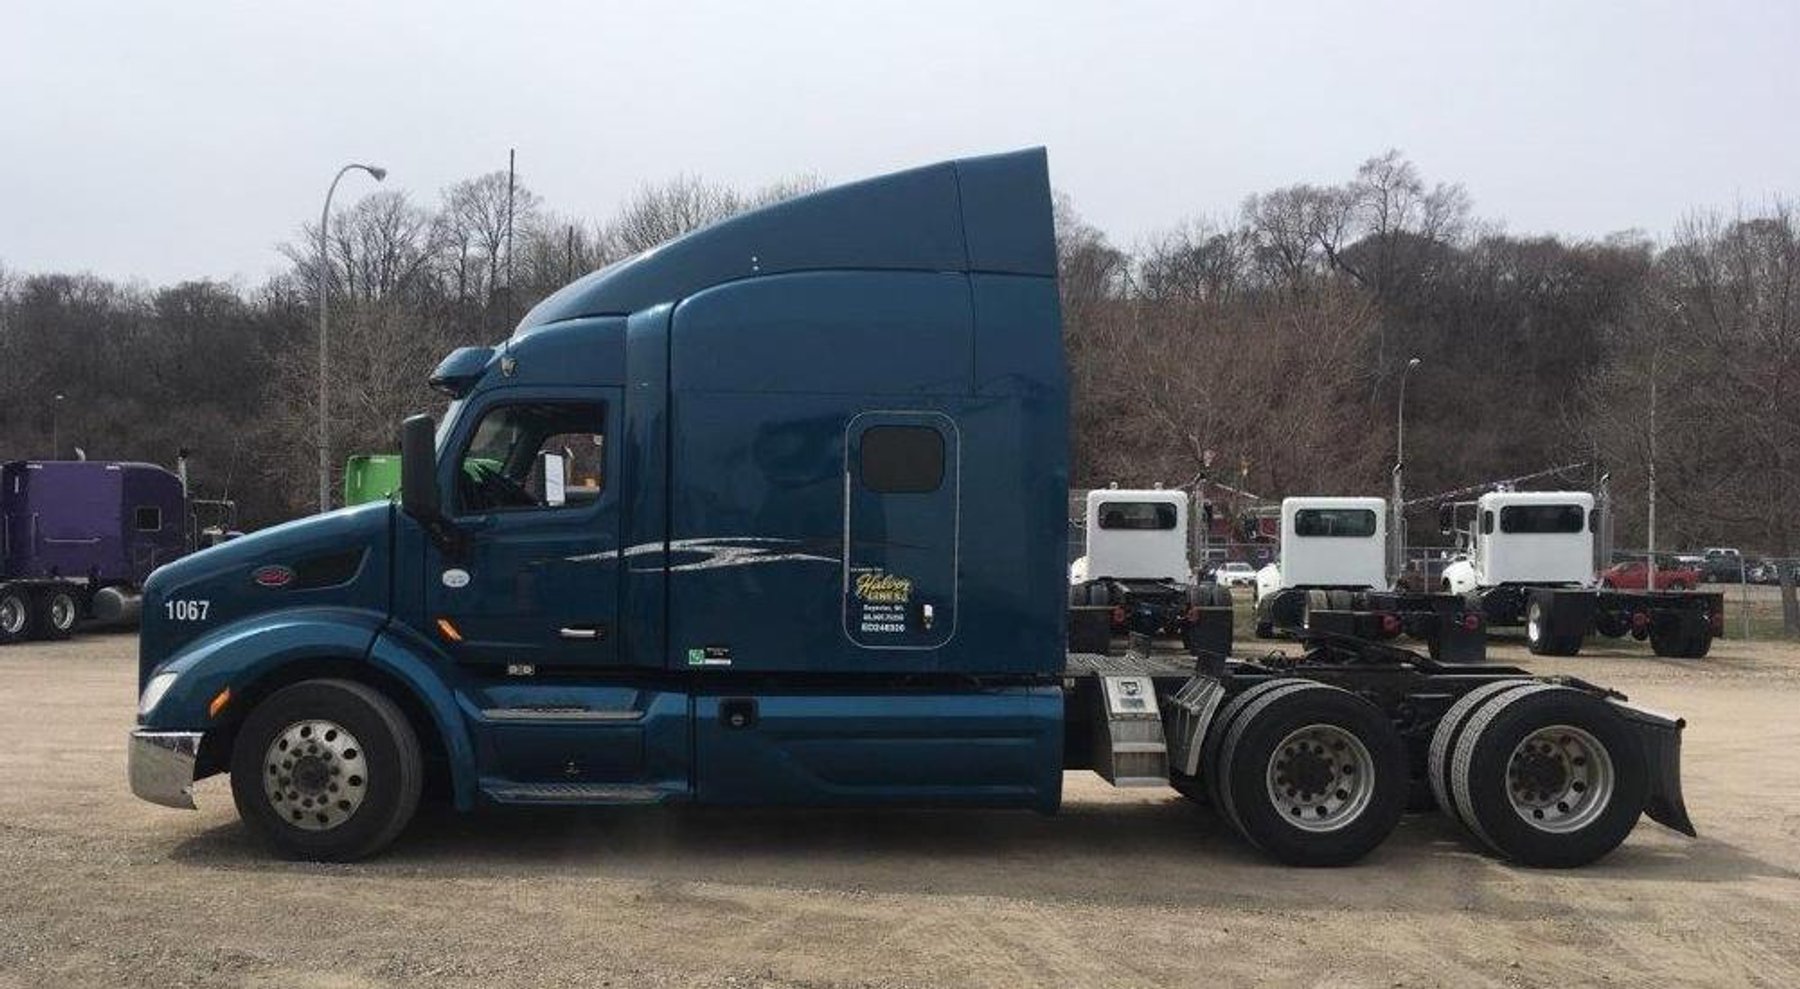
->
[230,679,423,861]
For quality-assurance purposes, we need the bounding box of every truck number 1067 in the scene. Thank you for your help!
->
[165,599,210,621]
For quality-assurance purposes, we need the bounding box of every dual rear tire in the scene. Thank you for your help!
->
[1429,682,1647,867]
[1199,678,1408,866]
[0,586,82,644]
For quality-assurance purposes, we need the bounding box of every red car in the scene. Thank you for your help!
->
[1600,560,1700,591]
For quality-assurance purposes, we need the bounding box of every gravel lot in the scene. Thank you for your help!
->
[3,630,1799,988]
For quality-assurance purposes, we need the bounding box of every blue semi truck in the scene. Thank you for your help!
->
[128,150,1694,867]
[1,459,197,643]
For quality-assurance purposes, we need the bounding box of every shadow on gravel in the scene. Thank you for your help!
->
[163,792,1788,912]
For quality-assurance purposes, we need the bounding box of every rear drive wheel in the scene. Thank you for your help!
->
[1199,678,1308,808]
[1525,600,1582,656]
[1217,683,1407,866]
[230,678,423,861]
[1448,685,1648,867]
[34,588,80,641]
[1426,679,1535,822]
[1652,621,1713,659]
[0,589,31,644]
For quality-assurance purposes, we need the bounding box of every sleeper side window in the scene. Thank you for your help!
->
[135,507,162,532]
[859,425,944,494]
[455,401,606,513]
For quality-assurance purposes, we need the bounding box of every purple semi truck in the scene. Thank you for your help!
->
[0,459,227,644]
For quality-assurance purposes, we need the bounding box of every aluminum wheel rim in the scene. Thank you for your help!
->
[263,719,369,831]
[1507,724,1614,833]
[49,595,76,631]
[0,596,24,635]
[1267,724,1376,832]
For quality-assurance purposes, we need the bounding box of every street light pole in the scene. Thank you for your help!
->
[317,162,387,514]
[1393,357,1423,579]
[51,392,65,460]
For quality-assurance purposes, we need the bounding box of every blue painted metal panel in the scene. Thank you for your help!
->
[459,684,690,798]
[670,271,974,396]
[693,687,1063,811]
[138,502,394,687]
[620,305,672,669]
[955,149,1058,276]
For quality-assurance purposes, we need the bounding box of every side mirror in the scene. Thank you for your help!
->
[400,414,441,522]
[531,451,567,507]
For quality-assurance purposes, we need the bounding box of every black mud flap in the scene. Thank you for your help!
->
[1612,701,1698,837]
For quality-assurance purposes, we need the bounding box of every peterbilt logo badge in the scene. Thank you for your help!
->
[252,565,295,588]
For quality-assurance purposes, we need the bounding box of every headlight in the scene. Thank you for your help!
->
[138,672,179,717]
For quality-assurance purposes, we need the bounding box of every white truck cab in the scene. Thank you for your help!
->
[1442,491,1595,594]
[1254,496,1387,600]
[1070,489,1190,584]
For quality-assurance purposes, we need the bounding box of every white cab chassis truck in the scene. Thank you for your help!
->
[1251,497,1486,662]
[1069,488,1233,653]
[1440,491,1723,658]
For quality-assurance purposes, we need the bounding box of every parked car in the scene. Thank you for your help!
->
[1601,559,1700,591]
[1214,561,1258,588]
[1702,547,1745,582]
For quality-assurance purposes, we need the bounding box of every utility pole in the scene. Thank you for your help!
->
[1393,357,1423,580]
[505,148,516,327]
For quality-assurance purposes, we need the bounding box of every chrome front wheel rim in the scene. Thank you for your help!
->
[1267,723,1377,832]
[263,719,369,831]
[1507,724,1614,833]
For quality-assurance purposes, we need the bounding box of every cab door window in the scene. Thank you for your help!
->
[455,401,606,514]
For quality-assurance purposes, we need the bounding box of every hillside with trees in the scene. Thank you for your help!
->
[1,153,1794,619]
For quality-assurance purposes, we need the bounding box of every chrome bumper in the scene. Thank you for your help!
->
[128,730,203,809]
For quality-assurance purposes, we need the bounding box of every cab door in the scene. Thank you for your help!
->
[842,411,959,652]
[423,389,627,669]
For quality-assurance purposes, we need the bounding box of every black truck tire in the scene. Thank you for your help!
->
[1525,599,1583,656]
[1216,682,1408,866]
[0,588,32,644]
[1199,678,1310,809]
[33,588,80,641]
[1426,679,1535,821]
[1448,685,1648,868]
[1652,622,1713,659]
[230,678,423,862]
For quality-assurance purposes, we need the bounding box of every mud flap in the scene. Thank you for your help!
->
[1611,701,1697,837]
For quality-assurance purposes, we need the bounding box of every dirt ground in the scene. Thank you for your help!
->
[3,631,1799,989]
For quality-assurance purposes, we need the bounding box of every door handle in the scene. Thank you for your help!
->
[558,625,607,641]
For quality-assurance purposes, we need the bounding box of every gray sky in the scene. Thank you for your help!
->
[3,0,1795,285]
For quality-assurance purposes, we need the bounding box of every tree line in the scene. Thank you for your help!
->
[1,153,1794,590]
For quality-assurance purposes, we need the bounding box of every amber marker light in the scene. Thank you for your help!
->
[208,687,232,719]
[436,617,464,643]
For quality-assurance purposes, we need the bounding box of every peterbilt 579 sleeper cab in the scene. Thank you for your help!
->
[130,150,1694,867]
